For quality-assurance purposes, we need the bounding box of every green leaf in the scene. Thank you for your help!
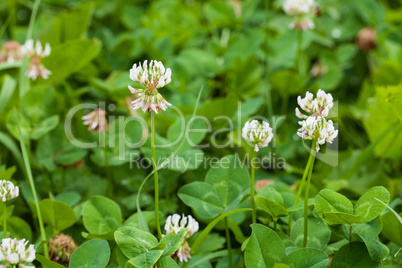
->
[69,239,110,268]
[281,248,329,268]
[42,38,101,83]
[270,70,303,95]
[0,75,16,116]
[354,186,390,223]
[381,211,402,247]
[129,250,163,268]
[157,256,180,268]
[255,187,288,220]
[30,115,59,140]
[39,199,76,232]
[290,218,331,250]
[6,216,32,241]
[178,182,223,218]
[0,132,25,174]
[205,155,250,210]
[315,189,358,225]
[36,254,65,268]
[330,242,379,268]
[244,224,286,268]
[160,228,187,257]
[114,226,158,259]
[83,196,122,234]
[60,2,94,41]
[190,208,252,254]
[203,0,238,29]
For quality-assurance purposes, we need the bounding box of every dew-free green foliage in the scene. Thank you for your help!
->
[244,224,286,267]
[83,196,122,234]
[0,0,402,267]
[315,186,390,225]
[69,239,110,268]
[178,155,249,218]
[39,199,76,233]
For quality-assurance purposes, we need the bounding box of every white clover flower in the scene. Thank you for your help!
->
[128,60,172,113]
[164,214,199,263]
[0,238,35,267]
[283,0,317,31]
[283,0,316,15]
[297,116,338,151]
[21,39,51,80]
[0,41,22,64]
[296,89,333,119]
[242,120,274,152]
[165,214,199,237]
[0,180,19,202]
[82,108,108,132]
[290,18,315,30]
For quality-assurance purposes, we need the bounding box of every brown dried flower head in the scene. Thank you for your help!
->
[356,27,377,51]
[49,234,78,265]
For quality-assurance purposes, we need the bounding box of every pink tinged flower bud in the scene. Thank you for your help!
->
[255,179,274,191]
[22,39,51,80]
[82,108,108,132]
[242,120,274,152]
[128,60,172,113]
[0,41,22,63]
[0,180,19,202]
[283,0,317,31]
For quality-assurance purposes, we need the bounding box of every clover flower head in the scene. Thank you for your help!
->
[290,19,315,30]
[164,214,199,263]
[128,60,172,113]
[297,116,338,151]
[0,238,35,267]
[356,27,377,51]
[296,89,333,119]
[242,120,274,152]
[283,0,317,31]
[82,108,108,132]
[21,39,51,80]
[165,214,199,237]
[283,0,316,15]
[49,234,78,265]
[0,180,19,202]
[0,41,22,63]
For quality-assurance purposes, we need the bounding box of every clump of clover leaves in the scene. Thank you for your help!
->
[314,186,390,263]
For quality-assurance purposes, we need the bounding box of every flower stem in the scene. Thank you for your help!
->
[303,141,316,247]
[349,224,353,242]
[288,144,316,235]
[250,150,256,224]
[296,30,303,72]
[225,217,232,268]
[3,203,6,238]
[18,128,49,258]
[151,112,162,239]
[26,0,41,40]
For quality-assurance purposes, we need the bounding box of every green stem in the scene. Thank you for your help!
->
[303,141,316,247]
[151,112,162,239]
[288,145,316,234]
[225,217,232,268]
[296,30,303,72]
[26,0,41,40]
[273,219,277,231]
[18,128,49,258]
[250,150,256,224]
[349,224,353,242]
[3,203,7,238]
